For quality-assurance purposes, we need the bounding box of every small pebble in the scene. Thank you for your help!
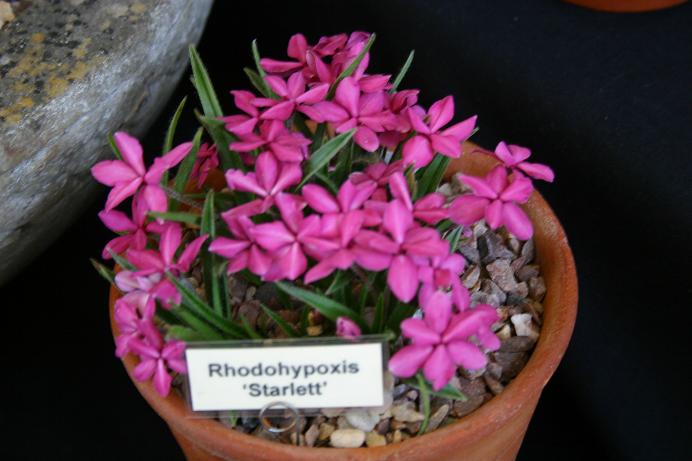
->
[529,276,546,301]
[511,313,540,340]
[484,374,505,395]
[304,423,319,447]
[318,423,335,441]
[366,430,387,447]
[330,428,366,448]
[486,259,519,292]
[344,409,379,432]
[426,404,450,432]
[391,401,424,422]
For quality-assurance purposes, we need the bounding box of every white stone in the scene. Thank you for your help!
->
[330,428,366,448]
[511,313,540,340]
[391,402,424,422]
[344,408,380,432]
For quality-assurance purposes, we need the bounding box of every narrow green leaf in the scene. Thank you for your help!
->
[108,249,136,271]
[390,50,415,93]
[446,226,463,253]
[314,171,339,194]
[90,259,115,285]
[166,273,247,339]
[166,325,206,342]
[415,154,450,199]
[173,127,203,196]
[386,301,417,336]
[416,372,431,434]
[372,292,385,333]
[251,40,277,99]
[275,281,368,332]
[299,129,355,187]
[260,303,299,338]
[328,33,376,98]
[195,111,245,172]
[163,97,188,154]
[311,123,326,149]
[170,306,224,341]
[325,271,350,296]
[240,314,263,339]
[200,191,231,317]
[243,68,272,98]
[189,45,223,118]
[403,377,468,402]
[107,133,123,160]
[148,211,201,226]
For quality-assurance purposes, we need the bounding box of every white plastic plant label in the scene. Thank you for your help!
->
[185,338,385,412]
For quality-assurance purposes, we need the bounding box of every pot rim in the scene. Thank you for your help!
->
[108,147,578,459]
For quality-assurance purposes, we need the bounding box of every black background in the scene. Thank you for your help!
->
[1,1,691,460]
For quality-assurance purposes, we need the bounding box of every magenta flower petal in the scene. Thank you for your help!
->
[302,184,340,213]
[98,210,136,232]
[430,133,462,158]
[493,141,519,165]
[141,184,168,214]
[153,359,173,397]
[388,254,419,302]
[500,174,533,203]
[422,290,452,334]
[423,344,456,390]
[308,101,349,122]
[518,161,555,182]
[261,100,295,121]
[91,160,138,186]
[114,131,146,176]
[335,77,360,116]
[388,344,433,378]
[353,247,392,271]
[177,235,208,273]
[485,199,504,230]
[277,242,307,280]
[406,108,431,135]
[225,170,265,196]
[458,174,497,199]
[388,172,413,210]
[296,83,329,104]
[353,125,379,152]
[449,195,489,225]
[447,340,488,370]
[251,222,295,251]
[260,58,303,73]
[209,237,250,258]
[383,199,413,244]
[159,224,182,267]
[265,75,289,98]
[442,115,477,141]
[133,359,156,382]
[427,96,455,132]
[400,318,440,346]
[336,317,361,339]
[501,202,533,240]
[402,135,434,168]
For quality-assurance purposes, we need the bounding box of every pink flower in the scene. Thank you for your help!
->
[418,252,470,312]
[493,141,555,182]
[223,151,302,217]
[130,327,187,397]
[113,291,156,357]
[353,199,448,302]
[387,171,448,224]
[91,132,192,212]
[125,223,208,306]
[300,180,378,283]
[209,215,272,277]
[350,160,404,201]
[402,96,477,168]
[222,90,262,136]
[336,317,361,340]
[309,77,395,152]
[98,195,149,259]
[231,120,311,163]
[250,194,334,281]
[379,90,420,149]
[388,292,499,390]
[257,72,329,121]
[189,143,219,187]
[449,165,534,240]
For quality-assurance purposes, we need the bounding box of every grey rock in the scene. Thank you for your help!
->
[515,264,540,282]
[451,394,485,418]
[521,238,535,263]
[304,423,320,447]
[483,374,505,395]
[344,409,379,432]
[500,336,537,352]
[493,351,530,381]
[506,281,529,305]
[462,264,481,289]
[470,291,500,307]
[529,276,547,301]
[486,259,519,292]
[375,418,390,435]
[481,279,507,305]
[0,0,213,284]
[458,243,480,264]
[330,428,366,448]
[478,231,514,264]
[427,404,450,432]
[391,401,424,422]
[511,313,540,340]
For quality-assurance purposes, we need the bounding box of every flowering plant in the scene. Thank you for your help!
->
[93,32,553,423]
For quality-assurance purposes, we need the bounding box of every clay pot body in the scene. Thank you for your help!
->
[564,0,687,12]
[109,147,578,461]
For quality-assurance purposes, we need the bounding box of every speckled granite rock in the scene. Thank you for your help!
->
[0,0,212,284]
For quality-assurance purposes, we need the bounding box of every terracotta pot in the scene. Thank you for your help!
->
[109,145,578,461]
[564,0,687,12]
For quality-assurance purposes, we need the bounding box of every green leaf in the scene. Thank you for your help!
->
[200,191,231,317]
[173,127,203,196]
[415,154,450,199]
[386,301,417,336]
[314,171,339,194]
[148,211,201,226]
[250,40,277,99]
[372,292,386,333]
[328,33,376,98]
[90,259,115,285]
[195,111,245,172]
[166,325,206,342]
[166,273,247,339]
[107,133,123,160]
[189,45,222,118]
[275,281,368,332]
[299,129,355,187]
[446,226,463,253]
[163,97,188,154]
[243,68,272,98]
[240,314,263,339]
[325,271,350,296]
[403,377,468,402]
[108,248,136,271]
[390,50,415,93]
[416,373,431,434]
[170,306,224,341]
[260,303,299,338]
